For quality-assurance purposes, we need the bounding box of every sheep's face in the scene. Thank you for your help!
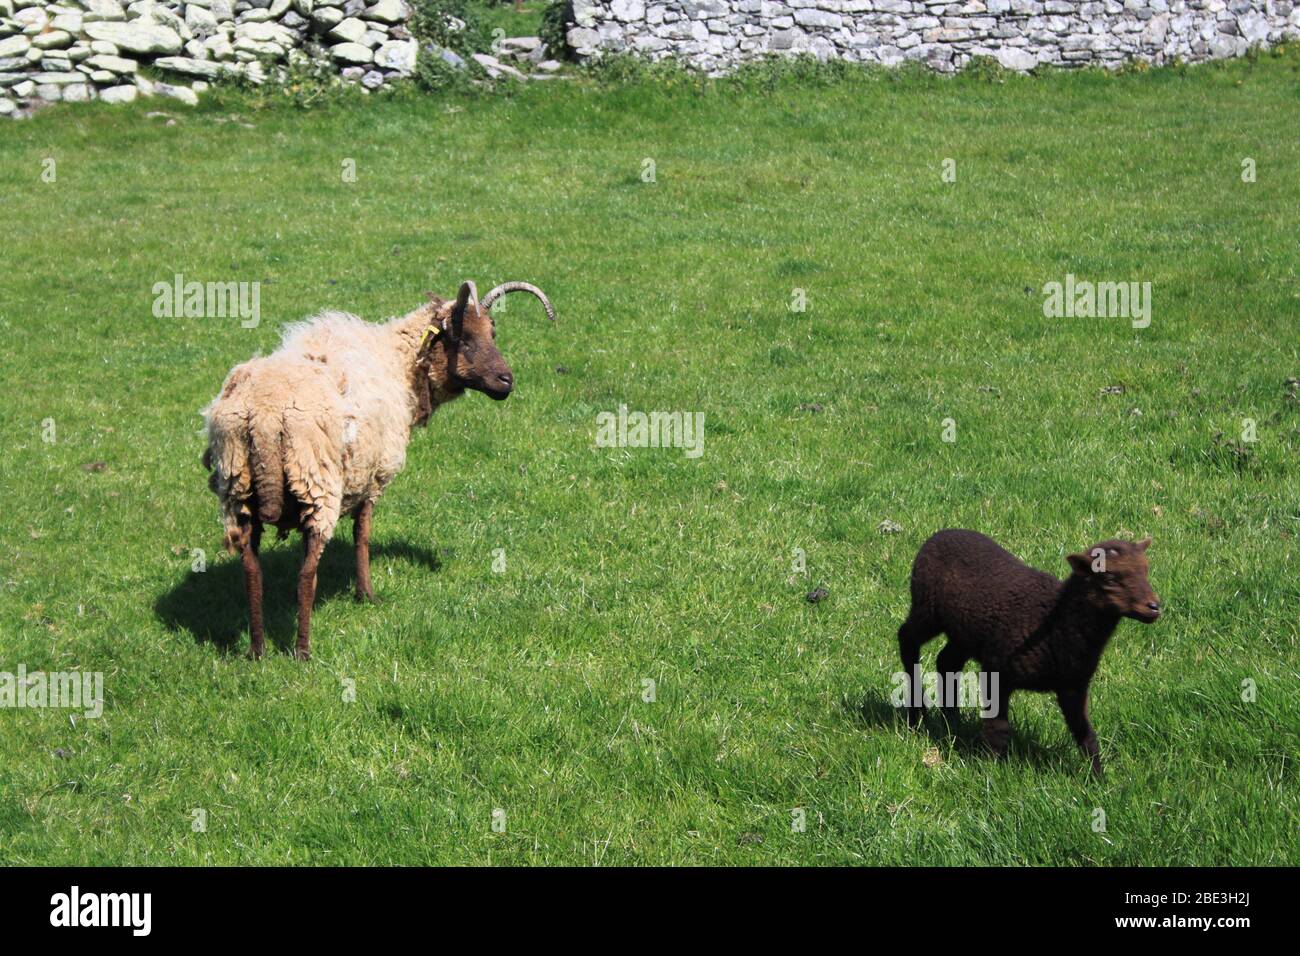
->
[446,302,514,401]
[1066,538,1161,623]
[434,300,514,403]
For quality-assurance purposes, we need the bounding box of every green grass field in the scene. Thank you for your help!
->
[475,0,547,38]
[1,51,1297,865]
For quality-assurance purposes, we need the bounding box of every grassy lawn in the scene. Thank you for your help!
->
[473,0,548,39]
[0,51,1297,866]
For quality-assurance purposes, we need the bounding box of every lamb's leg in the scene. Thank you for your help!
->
[898,613,938,728]
[1057,687,1103,777]
[982,683,1012,760]
[240,518,265,659]
[353,500,375,603]
[295,531,326,661]
[934,642,970,732]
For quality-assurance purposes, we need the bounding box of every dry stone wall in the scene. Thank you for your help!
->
[566,0,1300,74]
[0,0,420,116]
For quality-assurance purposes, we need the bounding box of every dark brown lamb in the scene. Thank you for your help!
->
[898,529,1161,775]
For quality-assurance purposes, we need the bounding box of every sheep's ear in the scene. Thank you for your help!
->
[1066,552,1093,576]
[450,280,478,337]
[1136,536,1152,552]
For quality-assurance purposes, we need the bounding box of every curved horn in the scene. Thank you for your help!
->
[480,282,556,322]
[449,280,478,335]
[453,280,478,312]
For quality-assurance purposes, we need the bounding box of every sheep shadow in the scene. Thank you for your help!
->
[847,690,1064,772]
[154,538,442,656]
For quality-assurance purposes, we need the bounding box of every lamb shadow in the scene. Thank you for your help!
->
[154,539,442,656]
[845,690,1062,770]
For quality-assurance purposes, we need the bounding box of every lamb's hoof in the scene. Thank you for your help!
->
[982,725,1011,759]
[246,644,265,661]
[293,646,311,662]
[355,590,376,604]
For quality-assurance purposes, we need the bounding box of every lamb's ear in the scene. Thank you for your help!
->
[450,280,478,337]
[1066,552,1094,576]
[1136,536,1152,552]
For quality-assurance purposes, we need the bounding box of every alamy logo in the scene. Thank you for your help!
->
[152,273,261,328]
[1042,274,1151,329]
[595,405,705,458]
[50,886,151,936]
[0,665,103,719]
[890,666,1001,718]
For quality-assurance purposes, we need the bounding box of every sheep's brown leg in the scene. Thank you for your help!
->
[354,500,375,603]
[898,614,938,727]
[982,684,1011,760]
[1057,687,1103,777]
[240,519,265,660]
[934,643,970,732]
[295,531,326,661]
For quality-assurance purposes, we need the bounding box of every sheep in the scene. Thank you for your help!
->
[897,529,1161,775]
[202,280,555,660]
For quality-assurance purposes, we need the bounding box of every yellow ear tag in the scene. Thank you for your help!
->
[420,324,441,351]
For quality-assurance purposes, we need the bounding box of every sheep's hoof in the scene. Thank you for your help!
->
[355,589,376,604]
[246,644,265,661]
[293,646,311,661]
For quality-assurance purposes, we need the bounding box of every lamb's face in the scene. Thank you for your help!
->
[1067,537,1162,623]
[438,303,515,402]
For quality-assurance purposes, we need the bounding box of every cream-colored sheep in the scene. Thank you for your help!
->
[202,280,555,660]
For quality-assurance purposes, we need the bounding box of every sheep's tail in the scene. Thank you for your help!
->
[248,413,286,525]
[203,415,254,553]
[205,411,287,540]
[204,364,289,545]
[204,358,344,548]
